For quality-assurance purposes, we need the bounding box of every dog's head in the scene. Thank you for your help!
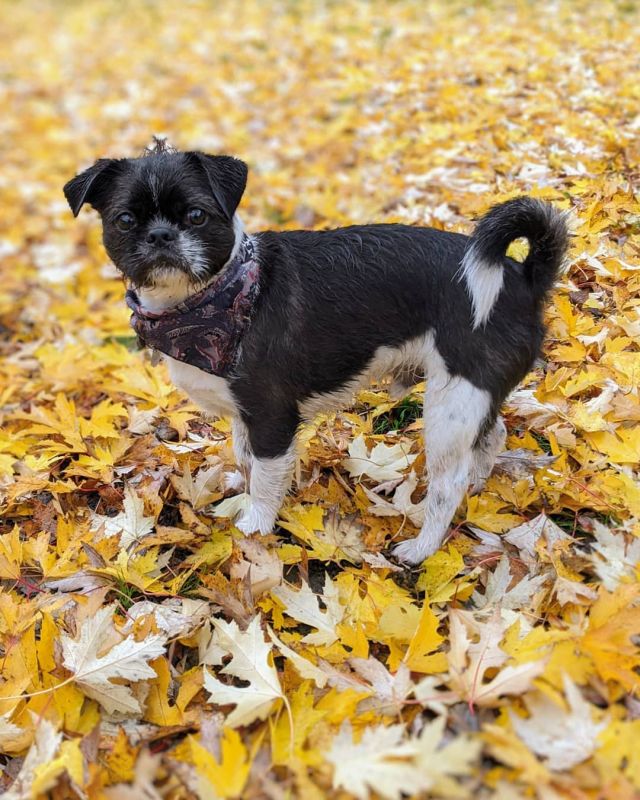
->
[63,149,248,288]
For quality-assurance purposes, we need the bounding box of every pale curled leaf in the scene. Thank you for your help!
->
[268,626,328,688]
[589,520,640,591]
[504,513,570,567]
[447,609,545,706]
[510,675,607,770]
[230,537,283,596]
[343,435,417,482]
[204,616,284,727]
[365,470,425,526]
[212,492,251,520]
[2,720,62,800]
[327,722,426,800]
[472,555,548,611]
[103,750,163,799]
[492,448,557,479]
[0,714,23,749]
[170,461,223,510]
[272,574,344,646]
[314,508,368,563]
[61,604,167,716]
[90,484,155,549]
[413,715,481,795]
[320,657,412,715]
[122,598,211,639]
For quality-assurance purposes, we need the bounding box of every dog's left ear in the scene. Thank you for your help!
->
[188,153,248,220]
[63,159,121,217]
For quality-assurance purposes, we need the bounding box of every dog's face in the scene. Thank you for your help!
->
[64,152,248,288]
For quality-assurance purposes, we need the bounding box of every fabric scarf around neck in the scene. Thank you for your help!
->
[125,235,260,377]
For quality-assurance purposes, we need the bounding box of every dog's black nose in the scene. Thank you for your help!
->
[146,226,177,246]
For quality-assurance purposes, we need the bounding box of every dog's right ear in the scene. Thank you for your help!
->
[63,159,121,217]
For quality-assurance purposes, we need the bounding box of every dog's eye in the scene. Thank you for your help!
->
[115,212,136,232]
[187,208,207,226]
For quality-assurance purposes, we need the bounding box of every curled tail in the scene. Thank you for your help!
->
[460,197,569,329]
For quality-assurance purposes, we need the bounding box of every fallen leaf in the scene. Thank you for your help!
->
[327,722,425,800]
[343,435,417,482]
[61,604,167,715]
[204,616,284,727]
[510,675,607,770]
[272,575,345,646]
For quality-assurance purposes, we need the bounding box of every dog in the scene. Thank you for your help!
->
[64,143,568,565]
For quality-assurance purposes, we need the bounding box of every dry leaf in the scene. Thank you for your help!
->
[327,722,425,800]
[272,575,345,646]
[343,435,417,482]
[204,616,284,727]
[61,604,167,715]
[510,676,607,770]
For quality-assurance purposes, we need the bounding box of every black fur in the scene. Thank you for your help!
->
[467,197,569,300]
[235,216,564,455]
[63,152,568,462]
[63,152,244,287]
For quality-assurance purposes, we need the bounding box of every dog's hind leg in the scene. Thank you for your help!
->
[235,409,298,536]
[393,346,491,565]
[388,366,425,401]
[469,416,507,495]
[225,417,253,491]
[232,417,252,469]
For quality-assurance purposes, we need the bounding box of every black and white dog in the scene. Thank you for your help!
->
[64,146,567,564]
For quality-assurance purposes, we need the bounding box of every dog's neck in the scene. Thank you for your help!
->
[135,214,246,312]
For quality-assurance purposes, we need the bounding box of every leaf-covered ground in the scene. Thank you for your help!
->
[1,1,639,797]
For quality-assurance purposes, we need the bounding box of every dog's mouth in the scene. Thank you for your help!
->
[131,251,199,288]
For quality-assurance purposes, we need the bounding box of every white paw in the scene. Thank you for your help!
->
[392,537,439,565]
[236,504,275,536]
[224,470,246,492]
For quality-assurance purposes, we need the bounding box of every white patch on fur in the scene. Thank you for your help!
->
[164,357,240,419]
[136,271,198,312]
[459,245,504,329]
[224,470,245,492]
[299,336,426,420]
[393,332,492,565]
[177,231,208,279]
[469,416,506,494]
[236,444,296,535]
[228,215,245,263]
[231,416,252,471]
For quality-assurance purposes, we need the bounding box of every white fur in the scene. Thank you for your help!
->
[299,332,495,565]
[227,215,246,263]
[164,357,240,418]
[469,417,506,494]
[299,336,426,420]
[177,231,208,279]
[236,445,296,535]
[231,416,252,471]
[393,332,492,564]
[137,271,200,312]
[459,246,504,329]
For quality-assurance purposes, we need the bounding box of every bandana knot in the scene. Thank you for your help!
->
[125,236,259,377]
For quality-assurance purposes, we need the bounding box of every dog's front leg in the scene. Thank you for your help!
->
[235,412,298,536]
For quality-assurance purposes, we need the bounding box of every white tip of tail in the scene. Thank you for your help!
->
[459,245,504,329]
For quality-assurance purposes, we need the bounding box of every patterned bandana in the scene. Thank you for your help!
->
[125,236,260,377]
